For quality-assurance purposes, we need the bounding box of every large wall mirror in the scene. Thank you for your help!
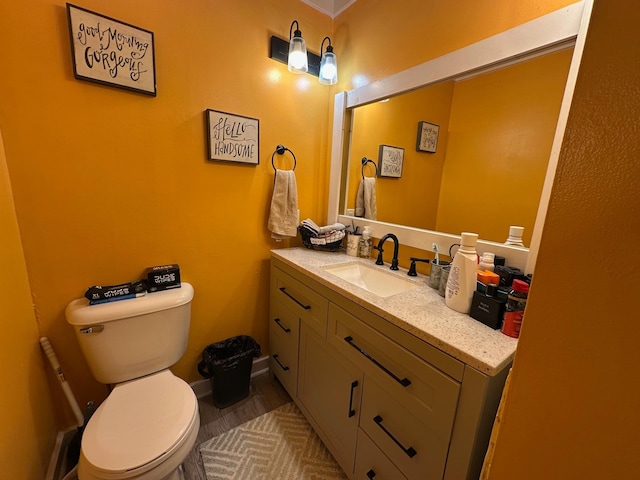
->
[346,48,573,244]
[327,1,593,272]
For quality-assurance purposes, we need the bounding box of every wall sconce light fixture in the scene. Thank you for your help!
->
[287,20,308,74]
[318,36,338,85]
[269,20,326,78]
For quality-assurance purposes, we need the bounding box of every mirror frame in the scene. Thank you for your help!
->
[327,0,593,273]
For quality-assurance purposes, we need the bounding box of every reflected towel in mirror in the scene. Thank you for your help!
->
[355,176,377,220]
[268,169,299,240]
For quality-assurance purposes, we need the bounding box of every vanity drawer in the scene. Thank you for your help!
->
[271,265,328,337]
[269,299,300,397]
[360,377,450,480]
[328,303,460,440]
[354,429,408,480]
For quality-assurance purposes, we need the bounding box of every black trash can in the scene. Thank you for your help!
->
[197,335,261,408]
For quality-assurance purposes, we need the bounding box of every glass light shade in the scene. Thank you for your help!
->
[288,36,308,74]
[319,51,338,85]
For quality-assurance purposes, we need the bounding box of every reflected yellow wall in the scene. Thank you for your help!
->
[436,49,573,244]
[347,82,454,229]
[345,49,572,245]
[0,131,57,479]
[486,1,640,477]
[0,0,332,429]
[334,0,577,264]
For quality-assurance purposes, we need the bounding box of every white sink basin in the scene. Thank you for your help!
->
[323,262,417,298]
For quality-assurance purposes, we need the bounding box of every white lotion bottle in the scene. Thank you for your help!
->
[445,232,479,314]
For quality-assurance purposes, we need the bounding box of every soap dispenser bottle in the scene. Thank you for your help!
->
[359,226,372,258]
[445,232,479,314]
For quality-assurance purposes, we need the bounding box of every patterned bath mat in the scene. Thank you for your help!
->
[199,402,347,480]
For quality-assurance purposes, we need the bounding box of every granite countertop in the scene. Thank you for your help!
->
[271,247,517,376]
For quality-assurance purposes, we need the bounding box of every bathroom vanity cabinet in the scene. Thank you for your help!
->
[269,249,515,480]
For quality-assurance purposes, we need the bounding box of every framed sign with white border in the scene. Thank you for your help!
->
[206,109,260,165]
[66,4,157,96]
[377,144,404,178]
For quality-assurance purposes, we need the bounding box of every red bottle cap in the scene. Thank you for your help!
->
[511,279,529,293]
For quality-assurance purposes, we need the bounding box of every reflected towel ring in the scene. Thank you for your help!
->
[271,144,297,171]
[361,157,377,179]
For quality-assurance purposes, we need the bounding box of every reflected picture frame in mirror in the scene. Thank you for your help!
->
[416,121,439,153]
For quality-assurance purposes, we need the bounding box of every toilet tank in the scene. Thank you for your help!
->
[65,283,194,384]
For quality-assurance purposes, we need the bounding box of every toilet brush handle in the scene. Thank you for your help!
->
[40,337,85,428]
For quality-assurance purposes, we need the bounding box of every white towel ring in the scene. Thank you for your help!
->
[361,157,377,179]
[272,144,297,171]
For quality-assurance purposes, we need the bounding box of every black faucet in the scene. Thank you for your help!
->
[374,233,400,270]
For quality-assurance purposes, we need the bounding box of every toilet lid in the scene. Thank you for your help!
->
[82,370,198,475]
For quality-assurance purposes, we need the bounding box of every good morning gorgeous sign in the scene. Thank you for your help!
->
[66,4,156,96]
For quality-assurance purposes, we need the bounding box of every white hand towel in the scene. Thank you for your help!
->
[318,222,346,234]
[268,169,300,240]
[355,177,377,220]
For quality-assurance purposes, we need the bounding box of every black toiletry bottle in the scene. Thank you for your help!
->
[470,284,505,329]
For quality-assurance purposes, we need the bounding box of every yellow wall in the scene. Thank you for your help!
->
[0,0,587,474]
[485,1,640,478]
[436,48,573,244]
[0,0,332,429]
[333,0,576,91]
[0,130,57,478]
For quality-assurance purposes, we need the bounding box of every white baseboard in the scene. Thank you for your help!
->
[190,355,270,399]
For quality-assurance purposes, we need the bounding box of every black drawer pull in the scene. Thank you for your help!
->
[366,470,376,479]
[273,317,291,333]
[374,415,417,458]
[348,380,359,418]
[344,336,411,387]
[279,287,311,310]
[272,354,290,371]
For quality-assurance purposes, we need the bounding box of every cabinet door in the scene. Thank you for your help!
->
[269,298,300,397]
[298,320,363,475]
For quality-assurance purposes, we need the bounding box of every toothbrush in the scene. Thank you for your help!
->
[433,243,439,265]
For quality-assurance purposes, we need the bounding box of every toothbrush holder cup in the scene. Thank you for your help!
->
[429,261,450,290]
[438,265,452,297]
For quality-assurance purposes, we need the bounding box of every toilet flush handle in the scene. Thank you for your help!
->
[79,325,104,335]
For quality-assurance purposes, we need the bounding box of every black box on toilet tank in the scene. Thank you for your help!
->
[145,264,181,292]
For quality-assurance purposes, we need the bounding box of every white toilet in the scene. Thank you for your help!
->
[65,283,199,480]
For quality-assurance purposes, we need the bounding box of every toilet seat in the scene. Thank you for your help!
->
[80,370,198,479]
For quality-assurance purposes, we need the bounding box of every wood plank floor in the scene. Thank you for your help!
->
[182,372,292,480]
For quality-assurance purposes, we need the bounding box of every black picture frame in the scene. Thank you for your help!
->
[416,121,440,153]
[66,4,157,96]
[206,109,260,165]
[377,144,404,178]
